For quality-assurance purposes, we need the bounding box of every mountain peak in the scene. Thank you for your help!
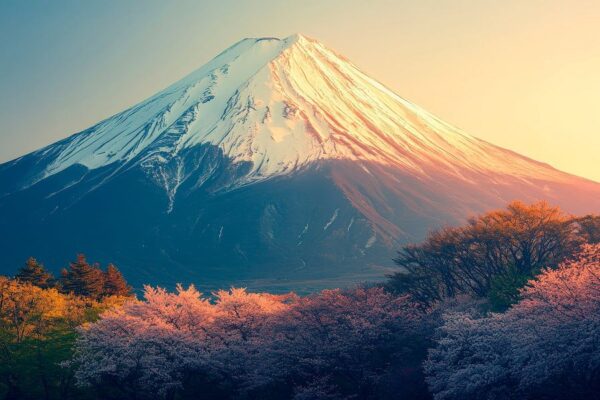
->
[285,33,314,43]
[2,35,600,290]
[12,34,586,192]
[231,33,312,50]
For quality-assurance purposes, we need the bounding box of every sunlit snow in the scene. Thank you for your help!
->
[29,33,571,202]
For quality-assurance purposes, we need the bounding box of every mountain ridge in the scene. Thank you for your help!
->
[5,34,598,193]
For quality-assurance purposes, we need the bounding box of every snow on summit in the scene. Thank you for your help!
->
[28,34,575,188]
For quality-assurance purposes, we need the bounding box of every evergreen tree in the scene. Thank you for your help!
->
[60,254,105,298]
[103,264,132,297]
[59,268,69,291]
[15,257,54,289]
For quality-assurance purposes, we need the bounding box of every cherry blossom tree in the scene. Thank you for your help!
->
[425,244,600,400]
[73,285,433,399]
[73,285,295,399]
[73,285,217,399]
[229,287,432,399]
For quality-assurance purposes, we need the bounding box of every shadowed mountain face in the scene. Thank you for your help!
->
[1,34,599,291]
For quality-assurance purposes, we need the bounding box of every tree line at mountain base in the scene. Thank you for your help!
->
[0,201,599,400]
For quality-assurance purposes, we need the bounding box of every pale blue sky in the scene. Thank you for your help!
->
[1,0,599,181]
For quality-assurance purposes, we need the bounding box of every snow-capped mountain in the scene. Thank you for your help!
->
[1,34,599,290]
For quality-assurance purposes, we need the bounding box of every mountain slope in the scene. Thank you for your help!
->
[1,34,599,291]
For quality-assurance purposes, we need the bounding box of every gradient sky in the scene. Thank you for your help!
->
[1,0,599,181]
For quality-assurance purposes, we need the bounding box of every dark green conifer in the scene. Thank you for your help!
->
[103,264,132,297]
[60,254,105,298]
[15,257,54,289]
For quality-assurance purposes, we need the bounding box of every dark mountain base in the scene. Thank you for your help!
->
[1,143,599,292]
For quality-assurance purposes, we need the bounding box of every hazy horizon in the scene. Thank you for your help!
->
[1,0,599,181]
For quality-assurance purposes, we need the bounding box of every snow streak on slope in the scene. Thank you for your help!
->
[28,34,574,194]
